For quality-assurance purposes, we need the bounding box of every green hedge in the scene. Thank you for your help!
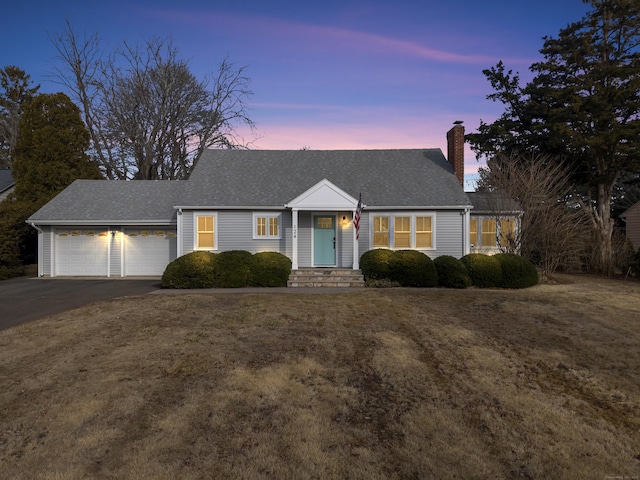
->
[360,249,437,287]
[494,253,538,289]
[389,250,438,287]
[360,248,394,280]
[161,251,218,289]
[248,251,292,287]
[214,250,254,288]
[162,250,292,289]
[460,253,502,288]
[434,255,472,289]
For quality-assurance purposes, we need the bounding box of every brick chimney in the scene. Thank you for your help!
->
[446,122,465,186]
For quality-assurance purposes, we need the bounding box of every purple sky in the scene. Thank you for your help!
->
[1,0,590,190]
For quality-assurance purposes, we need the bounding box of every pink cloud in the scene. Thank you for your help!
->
[150,9,533,67]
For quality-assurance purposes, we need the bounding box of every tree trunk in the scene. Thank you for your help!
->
[590,182,615,276]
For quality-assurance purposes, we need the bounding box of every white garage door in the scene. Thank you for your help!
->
[124,229,176,276]
[55,229,109,276]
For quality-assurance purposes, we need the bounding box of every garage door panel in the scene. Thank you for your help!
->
[55,229,109,276]
[124,229,176,276]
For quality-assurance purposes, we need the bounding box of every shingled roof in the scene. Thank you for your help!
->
[466,191,521,215]
[28,148,472,224]
[28,180,185,224]
[182,149,471,208]
[0,169,14,194]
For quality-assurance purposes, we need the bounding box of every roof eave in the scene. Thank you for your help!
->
[27,219,177,226]
[367,205,473,211]
[175,205,287,210]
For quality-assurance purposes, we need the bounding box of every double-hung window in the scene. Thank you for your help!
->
[373,216,390,247]
[253,213,281,239]
[469,218,478,247]
[481,219,497,247]
[195,213,216,250]
[372,214,434,249]
[415,216,432,248]
[394,217,411,248]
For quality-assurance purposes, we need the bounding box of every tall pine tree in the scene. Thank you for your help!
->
[12,92,102,205]
[468,0,640,275]
[0,93,102,277]
[0,66,39,168]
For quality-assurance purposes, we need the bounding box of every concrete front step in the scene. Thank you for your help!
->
[287,269,365,288]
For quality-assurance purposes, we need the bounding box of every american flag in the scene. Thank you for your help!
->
[354,193,362,240]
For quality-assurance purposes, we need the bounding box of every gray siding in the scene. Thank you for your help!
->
[298,213,312,267]
[357,214,370,262]
[218,211,291,255]
[433,210,464,258]
[182,211,195,255]
[625,205,640,249]
[182,210,293,258]
[338,211,354,268]
[43,226,52,276]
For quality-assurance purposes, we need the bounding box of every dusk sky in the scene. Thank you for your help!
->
[1,0,590,190]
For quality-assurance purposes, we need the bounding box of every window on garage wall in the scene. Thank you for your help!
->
[195,213,216,250]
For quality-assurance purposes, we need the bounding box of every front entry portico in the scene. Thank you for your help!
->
[286,179,362,270]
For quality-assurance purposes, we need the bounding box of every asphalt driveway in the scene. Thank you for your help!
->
[0,277,161,330]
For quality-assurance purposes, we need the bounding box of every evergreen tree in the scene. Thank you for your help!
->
[0,66,39,168]
[468,0,640,275]
[12,92,102,205]
[0,93,102,277]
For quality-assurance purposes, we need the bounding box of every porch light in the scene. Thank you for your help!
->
[341,215,349,226]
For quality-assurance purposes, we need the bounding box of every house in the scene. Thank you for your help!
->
[467,191,522,254]
[0,169,14,203]
[27,124,474,278]
[620,201,640,250]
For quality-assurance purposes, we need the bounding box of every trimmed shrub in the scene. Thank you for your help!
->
[249,251,292,287]
[161,251,217,289]
[360,248,394,281]
[433,255,472,289]
[389,250,438,287]
[495,253,539,289]
[460,253,502,288]
[215,250,253,288]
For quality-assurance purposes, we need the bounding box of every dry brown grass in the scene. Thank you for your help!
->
[1,274,639,479]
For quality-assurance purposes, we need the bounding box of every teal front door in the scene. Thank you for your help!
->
[314,216,336,266]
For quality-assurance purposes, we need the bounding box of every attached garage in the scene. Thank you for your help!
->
[55,228,109,276]
[123,228,177,276]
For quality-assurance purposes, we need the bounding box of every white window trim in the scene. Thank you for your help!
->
[194,211,218,251]
[252,212,282,240]
[370,212,436,250]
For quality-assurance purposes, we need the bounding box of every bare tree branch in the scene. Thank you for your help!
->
[50,21,255,180]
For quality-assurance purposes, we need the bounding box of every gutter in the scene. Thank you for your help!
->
[29,222,43,234]
[24,220,177,226]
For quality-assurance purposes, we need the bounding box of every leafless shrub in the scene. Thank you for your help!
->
[478,153,590,274]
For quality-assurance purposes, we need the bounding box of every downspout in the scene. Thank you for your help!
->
[462,208,471,256]
[177,208,183,258]
[29,223,44,277]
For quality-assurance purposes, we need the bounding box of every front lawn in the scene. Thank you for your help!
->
[1,275,639,479]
